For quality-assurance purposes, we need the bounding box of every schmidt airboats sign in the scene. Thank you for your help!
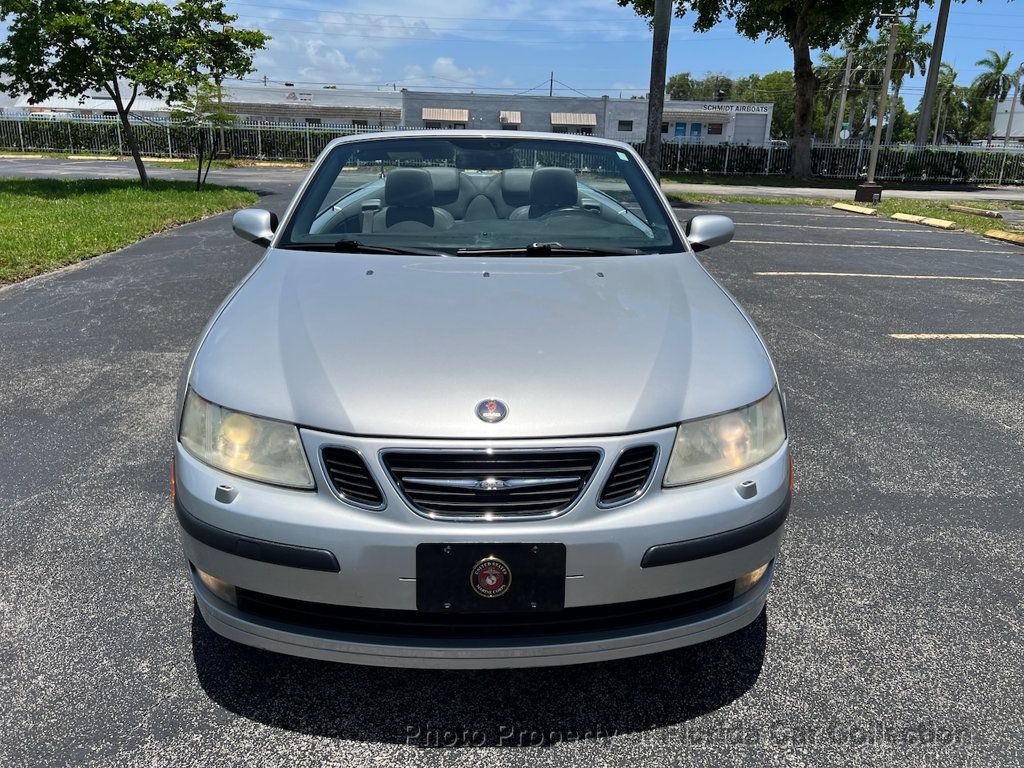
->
[700,104,772,114]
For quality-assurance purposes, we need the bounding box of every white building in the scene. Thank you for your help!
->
[992,97,1024,144]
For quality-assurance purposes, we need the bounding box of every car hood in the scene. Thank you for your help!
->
[190,249,775,438]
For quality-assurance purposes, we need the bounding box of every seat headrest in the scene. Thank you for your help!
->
[385,168,434,208]
[530,167,578,210]
[424,168,460,205]
[499,168,533,207]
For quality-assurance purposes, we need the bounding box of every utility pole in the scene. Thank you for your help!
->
[643,0,672,180]
[833,45,855,143]
[549,71,554,97]
[855,14,900,202]
[915,0,951,145]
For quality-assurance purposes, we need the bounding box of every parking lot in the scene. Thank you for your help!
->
[1,162,1022,766]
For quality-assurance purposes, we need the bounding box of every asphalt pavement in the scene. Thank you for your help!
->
[1,159,1022,766]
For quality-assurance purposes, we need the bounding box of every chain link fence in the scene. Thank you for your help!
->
[1,113,1022,185]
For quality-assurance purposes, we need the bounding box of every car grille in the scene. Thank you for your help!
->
[599,445,658,506]
[321,447,385,508]
[381,449,602,519]
[235,581,735,639]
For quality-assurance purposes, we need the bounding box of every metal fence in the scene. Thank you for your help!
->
[636,140,1024,185]
[1,113,1022,185]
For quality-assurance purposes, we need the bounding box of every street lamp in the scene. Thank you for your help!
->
[855,13,910,203]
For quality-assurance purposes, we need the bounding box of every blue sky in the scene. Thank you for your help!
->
[2,0,1022,107]
[223,0,1024,106]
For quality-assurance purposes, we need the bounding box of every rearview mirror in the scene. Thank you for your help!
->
[686,214,734,252]
[232,208,278,246]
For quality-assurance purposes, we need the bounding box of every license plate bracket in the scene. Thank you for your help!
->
[416,543,566,613]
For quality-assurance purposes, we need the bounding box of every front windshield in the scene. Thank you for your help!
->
[278,136,683,255]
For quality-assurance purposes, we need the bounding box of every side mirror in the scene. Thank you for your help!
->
[232,208,278,247]
[686,214,734,252]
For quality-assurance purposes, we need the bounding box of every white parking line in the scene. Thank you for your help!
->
[890,333,1024,340]
[756,271,1024,283]
[734,239,1018,254]
[732,222,930,232]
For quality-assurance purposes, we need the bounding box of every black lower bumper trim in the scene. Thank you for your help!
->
[641,493,790,568]
[175,500,340,573]
[235,581,736,639]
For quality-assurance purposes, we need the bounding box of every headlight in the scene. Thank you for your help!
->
[178,390,314,489]
[664,389,786,487]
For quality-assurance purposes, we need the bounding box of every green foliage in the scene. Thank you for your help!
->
[0,0,267,184]
[665,71,734,100]
[620,0,914,177]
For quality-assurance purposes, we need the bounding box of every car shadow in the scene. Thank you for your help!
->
[191,605,767,746]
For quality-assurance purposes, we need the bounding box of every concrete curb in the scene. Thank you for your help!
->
[983,229,1024,246]
[949,204,1002,219]
[891,213,957,230]
[832,203,877,215]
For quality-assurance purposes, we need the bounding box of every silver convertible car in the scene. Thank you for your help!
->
[173,131,791,668]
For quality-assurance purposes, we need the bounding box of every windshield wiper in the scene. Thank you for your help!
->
[279,239,450,257]
[455,242,640,257]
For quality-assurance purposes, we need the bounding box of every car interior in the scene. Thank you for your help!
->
[311,165,650,237]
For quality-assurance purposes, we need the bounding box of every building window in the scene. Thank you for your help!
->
[501,124,518,130]
[305,118,321,125]
[690,122,702,137]
[425,121,443,129]
[707,123,723,135]
[674,122,686,138]
[452,123,467,130]
[617,120,633,132]
[661,122,669,134]
[552,125,569,133]
[352,119,368,128]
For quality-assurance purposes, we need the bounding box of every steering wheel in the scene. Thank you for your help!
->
[538,206,598,220]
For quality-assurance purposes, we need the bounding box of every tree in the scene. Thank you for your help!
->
[171,80,234,190]
[972,49,1015,142]
[620,0,912,178]
[666,71,734,101]
[0,0,267,187]
[868,21,931,144]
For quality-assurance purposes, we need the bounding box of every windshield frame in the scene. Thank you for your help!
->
[271,131,688,256]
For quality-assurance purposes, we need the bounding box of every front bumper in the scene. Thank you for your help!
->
[176,426,789,668]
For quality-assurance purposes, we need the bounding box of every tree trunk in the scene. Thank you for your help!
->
[988,97,1000,143]
[790,25,816,179]
[642,0,672,180]
[915,0,951,144]
[195,129,204,191]
[884,80,901,145]
[107,82,149,187]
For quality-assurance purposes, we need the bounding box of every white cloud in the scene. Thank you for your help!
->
[355,48,383,62]
[430,57,489,85]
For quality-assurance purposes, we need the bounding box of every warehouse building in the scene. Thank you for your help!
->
[6,81,772,145]
[401,90,773,145]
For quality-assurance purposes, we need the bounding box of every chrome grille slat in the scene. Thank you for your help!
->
[599,446,658,506]
[321,447,386,508]
[382,449,601,520]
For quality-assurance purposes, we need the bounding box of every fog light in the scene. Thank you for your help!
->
[733,561,771,598]
[194,566,237,606]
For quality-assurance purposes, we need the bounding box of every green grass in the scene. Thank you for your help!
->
[0,177,257,284]
[666,191,1024,235]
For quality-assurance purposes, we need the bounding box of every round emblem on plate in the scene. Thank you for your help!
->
[471,556,511,598]
[475,398,508,423]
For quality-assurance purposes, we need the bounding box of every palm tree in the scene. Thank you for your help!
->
[932,63,958,143]
[972,49,1015,143]
[864,22,932,144]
